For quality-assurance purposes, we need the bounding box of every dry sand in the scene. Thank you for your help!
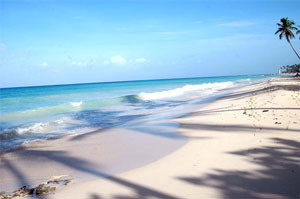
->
[1,77,299,199]
[51,77,300,199]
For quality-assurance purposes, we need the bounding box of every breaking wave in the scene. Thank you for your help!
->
[138,81,235,100]
[71,101,82,107]
[0,117,82,140]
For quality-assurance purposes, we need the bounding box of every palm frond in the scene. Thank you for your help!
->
[279,31,284,40]
[280,18,287,24]
[285,34,290,42]
[290,26,298,30]
[275,29,282,35]
[287,30,295,39]
[276,17,298,41]
[287,20,295,26]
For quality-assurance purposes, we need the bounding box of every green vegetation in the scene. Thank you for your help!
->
[280,64,300,76]
[275,17,300,60]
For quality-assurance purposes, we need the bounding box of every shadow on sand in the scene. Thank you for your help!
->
[177,137,300,199]
[1,146,181,199]
[1,77,299,199]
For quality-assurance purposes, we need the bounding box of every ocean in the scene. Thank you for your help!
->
[0,75,273,151]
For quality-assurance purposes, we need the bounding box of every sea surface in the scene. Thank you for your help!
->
[0,75,273,151]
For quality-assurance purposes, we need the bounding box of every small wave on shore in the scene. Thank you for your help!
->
[70,101,83,107]
[0,116,97,151]
[138,81,235,100]
[0,117,82,140]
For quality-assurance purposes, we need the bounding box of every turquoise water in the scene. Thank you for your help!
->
[0,75,272,150]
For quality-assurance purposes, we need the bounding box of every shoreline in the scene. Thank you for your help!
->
[0,122,186,193]
[0,75,264,152]
[52,76,299,199]
[1,76,299,199]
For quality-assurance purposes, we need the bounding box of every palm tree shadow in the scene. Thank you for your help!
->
[90,194,102,199]
[0,156,30,189]
[1,147,180,199]
[180,122,300,133]
[221,84,300,101]
[68,107,188,141]
[177,137,300,199]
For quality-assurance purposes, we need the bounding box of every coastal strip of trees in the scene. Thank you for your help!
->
[280,64,300,76]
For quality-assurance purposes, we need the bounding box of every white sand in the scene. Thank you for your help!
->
[51,77,300,199]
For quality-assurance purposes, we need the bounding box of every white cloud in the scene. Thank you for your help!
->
[135,58,147,63]
[106,56,148,65]
[218,21,256,27]
[40,62,49,67]
[110,55,127,65]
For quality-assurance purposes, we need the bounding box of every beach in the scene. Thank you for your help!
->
[1,0,300,198]
[53,77,299,199]
[0,76,299,199]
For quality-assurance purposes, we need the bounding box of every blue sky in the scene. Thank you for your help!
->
[0,0,299,88]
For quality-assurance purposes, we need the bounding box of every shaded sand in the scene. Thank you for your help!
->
[0,119,185,192]
[51,77,300,199]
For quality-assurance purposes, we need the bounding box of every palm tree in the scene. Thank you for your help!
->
[297,25,300,39]
[275,17,300,60]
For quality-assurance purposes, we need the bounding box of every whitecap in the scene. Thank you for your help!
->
[139,81,234,100]
[71,101,83,107]
[0,117,83,140]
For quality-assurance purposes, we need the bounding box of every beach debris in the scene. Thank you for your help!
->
[0,186,34,198]
[262,110,269,112]
[35,184,56,195]
[275,122,282,124]
[0,192,10,199]
[0,176,72,198]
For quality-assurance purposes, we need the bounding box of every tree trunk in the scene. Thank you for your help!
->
[288,40,300,60]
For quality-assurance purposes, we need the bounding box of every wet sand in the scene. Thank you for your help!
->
[52,77,300,199]
[0,118,185,192]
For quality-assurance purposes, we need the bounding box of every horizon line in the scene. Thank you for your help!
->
[0,73,273,90]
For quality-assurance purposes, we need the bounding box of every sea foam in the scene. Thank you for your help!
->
[0,117,81,140]
[71,101,83,107]
[138,81,234,100]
